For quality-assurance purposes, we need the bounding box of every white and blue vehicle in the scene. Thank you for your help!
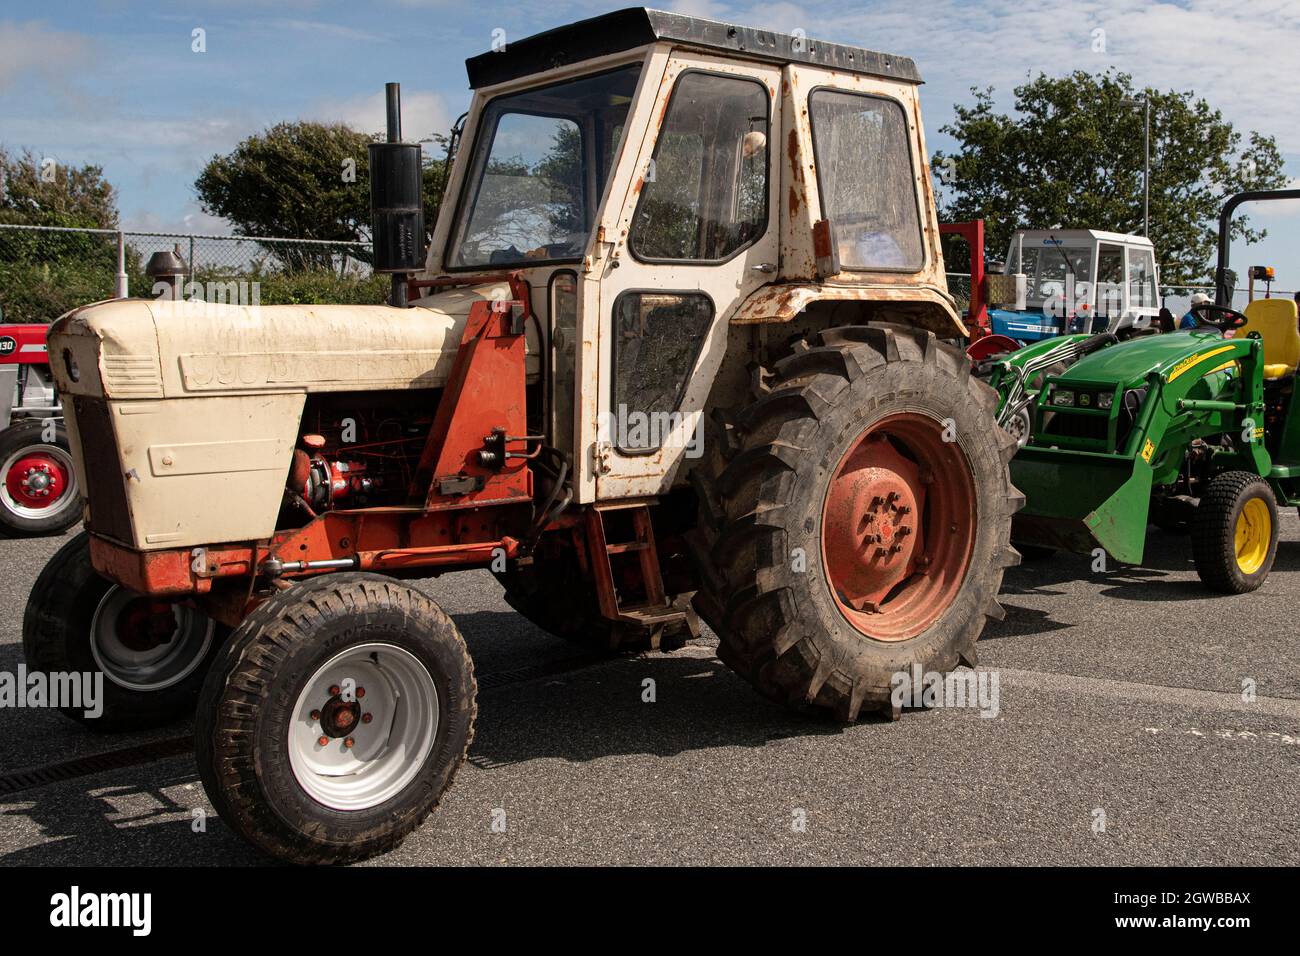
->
[989,229,1161,345]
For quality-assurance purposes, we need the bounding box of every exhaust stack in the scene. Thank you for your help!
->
[368,82,424,308]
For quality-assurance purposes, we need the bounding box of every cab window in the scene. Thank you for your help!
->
[611,292,713,451]
[809,90,923,271]
[1096,243,1125,317]
[629,72,769,262]
[1127,247,1158,310]
[448,65,641,268]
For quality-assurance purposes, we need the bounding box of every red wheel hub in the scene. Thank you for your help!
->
[4,452,69,510]
[821,413,976,641]
[116,599,180,652]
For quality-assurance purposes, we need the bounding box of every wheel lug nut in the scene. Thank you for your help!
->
[362,713,373,724]
[356,687,365,699]
[317,736,329,746]
[329,685,340,696]
[310,710,321,721]
[344,737,355,749]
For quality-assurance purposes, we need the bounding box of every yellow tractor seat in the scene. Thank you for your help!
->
[1239,298,1300,380]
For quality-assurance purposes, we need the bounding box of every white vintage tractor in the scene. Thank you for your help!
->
[27,8,1020,863]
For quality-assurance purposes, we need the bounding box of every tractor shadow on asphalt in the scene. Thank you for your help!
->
[999,527,1249,602]
[1267,539,1300,573]
[460,614,930,772]
[0,610,863,866]
[0,767,267,866]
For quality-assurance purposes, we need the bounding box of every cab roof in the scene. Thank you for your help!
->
[1012,228,1153,247]
[464,7,922,89]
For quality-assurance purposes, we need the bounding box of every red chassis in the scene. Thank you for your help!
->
[88,273,557,626]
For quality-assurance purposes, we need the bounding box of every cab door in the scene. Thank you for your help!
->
[1095,242,1126,329]
[587,55,781,500]
[1124,243,1161,328]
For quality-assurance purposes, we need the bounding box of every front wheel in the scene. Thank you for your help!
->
[1192,472,1278,593]
[22,532,223,731]
[195,573,476,865]
[693,324,1022,721]
[0,419,83,537]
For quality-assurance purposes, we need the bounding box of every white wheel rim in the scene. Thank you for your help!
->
[1007,407,1032,448]
[90,586,215,691]
[0,442,78,520]
[288,643,439,812]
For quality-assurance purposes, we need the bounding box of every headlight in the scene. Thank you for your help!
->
[1097,392,1114,410]
[1052,389,1075,407]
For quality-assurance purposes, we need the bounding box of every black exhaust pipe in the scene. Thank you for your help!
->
[368,82,424,307]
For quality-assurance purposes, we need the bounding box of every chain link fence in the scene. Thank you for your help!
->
[0,224,384,325]
[945,273,972,313]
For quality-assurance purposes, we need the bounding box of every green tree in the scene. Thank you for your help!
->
[0,147,124,321]
[932,71,1287,284]
[0,146,118,231]
[195,122,449,272]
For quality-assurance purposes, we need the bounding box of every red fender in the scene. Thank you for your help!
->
[966,334,1021,362]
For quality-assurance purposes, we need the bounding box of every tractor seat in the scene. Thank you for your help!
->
[1239,298,1300,379]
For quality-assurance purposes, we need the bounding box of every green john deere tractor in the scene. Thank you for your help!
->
[986,188,1300,593]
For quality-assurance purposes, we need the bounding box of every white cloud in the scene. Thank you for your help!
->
[309,89,453,141]
[1250,179,1300,218]
[703,0,1300,156]
[666,0,734,19]
[0,21,91,92]
[259,19,387,43]
[121,203,233,237]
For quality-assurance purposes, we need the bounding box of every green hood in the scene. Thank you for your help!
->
[1057,330,1230,390]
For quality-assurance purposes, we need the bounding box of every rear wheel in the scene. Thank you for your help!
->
[22,532,223,730]
[693,324,1022,720]
[1192,471,1278,593]
[0,419,83,537]
[195,573,475,865]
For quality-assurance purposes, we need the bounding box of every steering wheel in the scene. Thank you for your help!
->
[1190,303,1248,333]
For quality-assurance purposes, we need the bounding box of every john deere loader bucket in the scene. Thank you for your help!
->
[1010,447,1153,564]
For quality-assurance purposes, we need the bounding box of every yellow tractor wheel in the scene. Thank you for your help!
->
[1192,471,1279,593]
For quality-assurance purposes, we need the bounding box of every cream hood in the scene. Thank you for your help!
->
[48,281,539,400]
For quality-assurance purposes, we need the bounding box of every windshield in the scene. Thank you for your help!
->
[1029,239,1092,299]
[447,65,642,269]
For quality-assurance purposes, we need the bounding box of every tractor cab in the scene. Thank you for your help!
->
[988,229,1160,345]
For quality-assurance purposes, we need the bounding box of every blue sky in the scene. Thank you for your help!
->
[2,0,1298,289]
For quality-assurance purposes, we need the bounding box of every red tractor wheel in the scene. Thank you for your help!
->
[821,412,976,641]
[0,419,83,537]
[692,324,1022,721]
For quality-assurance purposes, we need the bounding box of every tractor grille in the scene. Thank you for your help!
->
[1040,410,1109,446]
[71,396,134,543]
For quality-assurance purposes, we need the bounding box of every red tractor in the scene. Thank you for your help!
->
[0,321,82,536]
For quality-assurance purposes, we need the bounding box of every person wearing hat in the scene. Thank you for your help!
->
[1180,292,1211,329]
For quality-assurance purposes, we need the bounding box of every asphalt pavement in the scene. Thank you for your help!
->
[0,519,1296,866]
